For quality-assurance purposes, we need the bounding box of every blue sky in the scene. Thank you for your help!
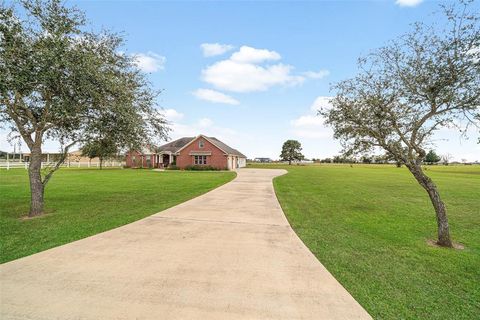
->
[2,0,479,161]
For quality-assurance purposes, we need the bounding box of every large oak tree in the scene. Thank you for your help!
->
[280,140,304,165]
[0,0,169,217]
[321,1,479,247]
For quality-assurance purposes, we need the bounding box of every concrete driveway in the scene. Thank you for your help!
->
[0,169,371,319]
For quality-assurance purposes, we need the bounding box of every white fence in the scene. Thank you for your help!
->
[0,161,125,170]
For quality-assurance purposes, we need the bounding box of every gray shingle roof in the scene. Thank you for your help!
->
[208,137,247,158]
[157,135,246,158]
[157,137,195,153]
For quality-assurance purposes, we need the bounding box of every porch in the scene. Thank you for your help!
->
[157,152,176,168]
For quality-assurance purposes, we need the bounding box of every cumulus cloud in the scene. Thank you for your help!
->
[290,96,334,139]
[197,118,214,128]
[310,96,333,112]
[133,52,166,72]
[395,0,423,7]
[163,108,184,122]
[291,115,324,128]
[303,70,330,79]
[201,43,234,57]
[230,46,281,64]
[192,88,240,105]
[201,45,327,93]
[202,59,304,93]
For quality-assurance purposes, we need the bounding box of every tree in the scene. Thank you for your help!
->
[0,0,169,217]
[280,140,304,165]
[441,153,453,166]
[321,1,479,247]
[81,138,118,169]
[362,156,372,164]
[425,150,441,165]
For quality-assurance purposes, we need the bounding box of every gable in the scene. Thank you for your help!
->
[177,136,227,156]
[158,137,195,153]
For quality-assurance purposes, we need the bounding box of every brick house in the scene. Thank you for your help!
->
[125,135,247,170]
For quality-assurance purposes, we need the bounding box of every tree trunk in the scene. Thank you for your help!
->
[408,164,453,247]
[288,159,292,165]
[99,157,103,170]
[28,145,45,217]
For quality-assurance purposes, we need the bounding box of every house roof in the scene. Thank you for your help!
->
[158,135,246,158]
[158,137,195,153]
[208,137,247,158]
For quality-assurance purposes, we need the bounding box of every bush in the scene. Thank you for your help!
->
[184,165,223,171]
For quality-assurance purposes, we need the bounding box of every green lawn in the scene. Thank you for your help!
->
[249,163,480,319]
[0,168,235,263]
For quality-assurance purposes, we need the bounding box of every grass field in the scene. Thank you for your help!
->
[0,168,235,263]
[249,163,480,319]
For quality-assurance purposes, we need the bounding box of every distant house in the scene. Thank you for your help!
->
[22,150,105,164]
[125,135,247,170]
[254,157,272,163]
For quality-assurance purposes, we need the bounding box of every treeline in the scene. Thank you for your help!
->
[313,155,399,165]
[312,150,471,166]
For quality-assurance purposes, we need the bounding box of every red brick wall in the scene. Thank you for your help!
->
[125,151,156,168]
[176,137,228,169]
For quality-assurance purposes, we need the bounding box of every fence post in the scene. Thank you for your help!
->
[78,162,80,168]
[25,162,28,169]
[6,161,9,170]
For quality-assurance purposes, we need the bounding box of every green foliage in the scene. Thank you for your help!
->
[184,165,225,171]
[280,140,304,164]
[333,155,356,163]
[0,169,235,263]
[425,150,441,164]
[322,2,479,166]
[81,138,119,162]
[0,0,169,179]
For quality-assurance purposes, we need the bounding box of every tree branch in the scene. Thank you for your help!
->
[42,140,77,186]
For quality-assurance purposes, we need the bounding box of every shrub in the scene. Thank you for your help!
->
[184,165,222,171]
[166,165,180,170]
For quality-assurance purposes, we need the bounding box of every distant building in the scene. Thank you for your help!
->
[254,157,272,163]
[22,150,122,164]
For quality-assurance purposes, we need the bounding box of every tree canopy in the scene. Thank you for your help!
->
[425,150,441,164]
[280,140,304,165]
[0,0,169,216]
[321,1,479,247]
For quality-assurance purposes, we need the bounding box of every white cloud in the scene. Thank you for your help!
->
[200,45,327,93]
[290,96,334,139]
[197,118,214,128]
[202,59,304,93]
[192,89,240,105]
[395,0,423,7]
[310,96,333,112]
[133,52,166,72]
[200,43,235,57]
[291,115,324,127]
[230,46,281,64]
[303,69,330,79]
[163,108,184,122]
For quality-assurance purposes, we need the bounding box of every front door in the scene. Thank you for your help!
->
[162,154,170,168]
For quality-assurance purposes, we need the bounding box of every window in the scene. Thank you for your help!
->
[198,140,205,148]
[194,155,207,165]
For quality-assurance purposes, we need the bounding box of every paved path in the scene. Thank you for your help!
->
[0,169,371,319]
